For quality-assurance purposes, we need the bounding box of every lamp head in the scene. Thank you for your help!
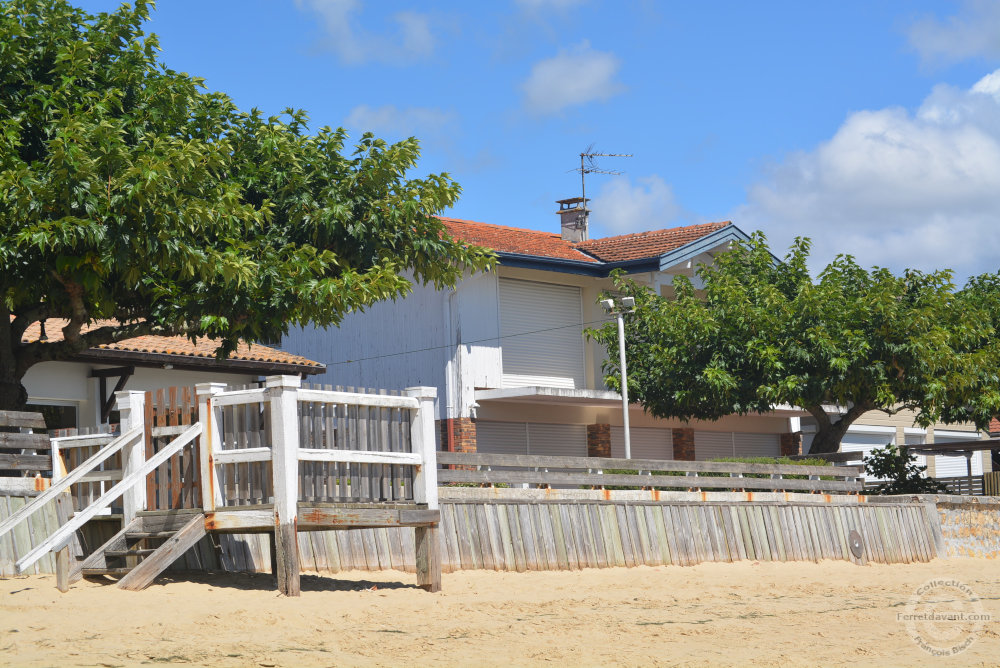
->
[600,298,614,313]
[621,296,635,310]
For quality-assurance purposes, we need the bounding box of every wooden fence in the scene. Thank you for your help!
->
[436,453,865,494]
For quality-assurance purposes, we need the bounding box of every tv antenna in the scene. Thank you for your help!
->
[573,144,633,209]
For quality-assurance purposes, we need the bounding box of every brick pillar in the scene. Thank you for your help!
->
[672,428,695,460]
[587,423,611,458]
[780,432,802,457]
[439,417,477,453]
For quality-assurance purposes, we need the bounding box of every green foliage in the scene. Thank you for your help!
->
[863,445,948,495]
[0,0,493,406]
[587,233,1000,453]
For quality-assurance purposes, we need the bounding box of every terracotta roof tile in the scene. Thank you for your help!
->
[574,221,732,263]
[18,319,323,370]
[440,217,600,263]
[440,216,731,264]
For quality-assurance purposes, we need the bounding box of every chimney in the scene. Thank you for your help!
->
[556,197,589,243]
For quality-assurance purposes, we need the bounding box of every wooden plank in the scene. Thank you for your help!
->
[0,454,51,470]
[0,410,46,429]
[587,504,609,568]
[118,515,207,590]
[616,504,635,567]
[546,504,566,569]
[415,525,441,591]
[0,432,50,450]
[295,389,418,409]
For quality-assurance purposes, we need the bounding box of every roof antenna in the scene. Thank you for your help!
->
[571,144,632,234]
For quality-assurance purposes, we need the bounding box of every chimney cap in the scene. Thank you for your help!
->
[556,196,588,212]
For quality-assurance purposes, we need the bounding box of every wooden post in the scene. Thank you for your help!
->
[195,383,226,512]
[54,492,74,592]
[406,386,441,592]
[267,375,301,597]
[116,390,147,525]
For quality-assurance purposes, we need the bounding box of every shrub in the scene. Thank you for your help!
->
[863,445,948,495]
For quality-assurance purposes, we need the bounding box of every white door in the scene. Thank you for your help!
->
[499,279,585,389]
[611,427,673,460]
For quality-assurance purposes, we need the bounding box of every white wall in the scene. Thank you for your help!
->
[23,360,257,429]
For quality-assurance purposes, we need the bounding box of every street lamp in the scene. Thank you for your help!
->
[600,296,636,458]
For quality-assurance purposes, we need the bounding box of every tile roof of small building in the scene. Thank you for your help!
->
[19,319,324,371]
[439,216,732,265]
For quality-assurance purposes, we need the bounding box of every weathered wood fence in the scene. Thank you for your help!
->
[436,452,865,494]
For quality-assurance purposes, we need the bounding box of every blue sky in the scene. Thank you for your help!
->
[76,0,1000,280]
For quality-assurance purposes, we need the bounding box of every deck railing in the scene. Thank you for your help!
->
[437,453,865,495]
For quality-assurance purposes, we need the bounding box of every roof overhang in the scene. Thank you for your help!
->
[475,386,809,416]
[495,224,756,278]
[75,348,326,376]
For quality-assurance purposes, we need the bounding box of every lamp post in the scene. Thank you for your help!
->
[600,296,635,458]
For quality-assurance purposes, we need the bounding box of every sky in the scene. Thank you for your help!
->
[73,0,1000,281]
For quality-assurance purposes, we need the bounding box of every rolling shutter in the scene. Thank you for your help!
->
[933,434,983,478]
[841,431,895,480]
[499,279,585,389]
[476,421,587,457]
[695,431,734,460]
[476,421,528,455]
[695,432,780,460]
[611,427,673,460]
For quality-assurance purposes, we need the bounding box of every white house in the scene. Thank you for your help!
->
[18,319,325,432]
[279,199,808,461]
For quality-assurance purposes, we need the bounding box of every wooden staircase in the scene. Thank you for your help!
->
[73,511,207,591]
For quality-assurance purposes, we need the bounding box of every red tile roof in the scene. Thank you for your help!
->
[440,217,599,263]
[990,417,1000,435]
[440,216,732,264]
[19,319,324,371]
[574,221,732,262]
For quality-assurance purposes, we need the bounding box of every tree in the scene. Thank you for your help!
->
[588,233,1000,454]
[0,0,493,409]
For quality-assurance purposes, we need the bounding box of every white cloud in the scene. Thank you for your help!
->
[295,0,435,65]
[736,69,1000,279]
[589,175,683,234]
[344,104,456,139]
[521,41,624,114]
[908,0,1000,65]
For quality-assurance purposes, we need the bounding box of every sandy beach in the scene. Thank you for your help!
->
[1,559,997,667]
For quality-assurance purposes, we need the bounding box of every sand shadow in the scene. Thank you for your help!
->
[146,570,422,592]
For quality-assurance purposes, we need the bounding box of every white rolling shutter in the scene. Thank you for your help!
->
[933,433,983,478]
[527,423,587,457]
[736,433,780,458]
[476,421,528,455]
[903,433,929,470]
[841,431,895,480]
[611,427,673,460]
[499,279,584,389]
[475,421,587,457]
[695,431,734,460]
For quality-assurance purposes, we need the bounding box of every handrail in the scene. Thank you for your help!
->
[0,426,141,541]
[15,423,200,574]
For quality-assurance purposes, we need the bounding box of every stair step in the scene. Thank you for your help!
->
[82,567,132,576]
[105,549,157,557]
[125,531,177,539]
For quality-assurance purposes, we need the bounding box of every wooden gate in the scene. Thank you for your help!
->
[145,387,201,510]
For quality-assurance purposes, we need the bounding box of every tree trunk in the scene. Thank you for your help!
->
[805,403,872,454]
[0,377,28,412]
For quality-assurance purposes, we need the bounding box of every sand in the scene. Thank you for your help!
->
[1,559,998,667]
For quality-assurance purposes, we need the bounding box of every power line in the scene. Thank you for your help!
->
[322,318,611,367]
